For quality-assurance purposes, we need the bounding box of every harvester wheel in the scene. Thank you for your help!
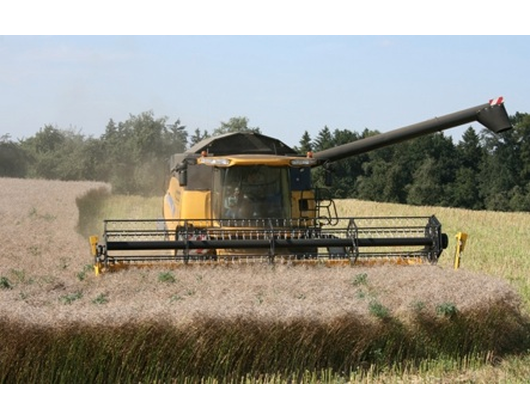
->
[442,233,449,249]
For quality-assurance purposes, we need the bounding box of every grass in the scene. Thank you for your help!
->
[2,308,527,384]
[1,178,530,383]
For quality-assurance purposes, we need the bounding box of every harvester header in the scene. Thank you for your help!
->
[91,97,512,274]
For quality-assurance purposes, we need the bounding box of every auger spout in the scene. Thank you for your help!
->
[313,97,512,164]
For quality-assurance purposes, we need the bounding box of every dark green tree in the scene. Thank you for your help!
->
[20,125,68,179]
[167,119,188,151]
[499,112,530,211]
[356,159,395,202]
[0,135,28,177]
[312,126,333,152]
[406,157,445,206]
[457,127,483,172]
[447,167,482,209]
[212,116,260,135]
[22,126,97,181]
[296,131,313,154]
[99,111,188,195]
[512,113,530,200]
[189,128,210,148]
[404,133,458,207]
[356,137,411,204]
[447,127,484,209]
[326,129,365,198]
[479,113,526,211]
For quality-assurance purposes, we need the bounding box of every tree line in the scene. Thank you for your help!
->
[1,111,529,212]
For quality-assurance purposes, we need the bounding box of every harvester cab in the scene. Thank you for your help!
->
[92,98,512,274]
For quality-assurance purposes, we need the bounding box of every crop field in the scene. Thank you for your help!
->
[1,177,530,383]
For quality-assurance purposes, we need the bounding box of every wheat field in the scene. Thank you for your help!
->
[0,178,526,384]
[0,177,522,327]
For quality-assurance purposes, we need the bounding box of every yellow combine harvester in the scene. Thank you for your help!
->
[91,98,511,274]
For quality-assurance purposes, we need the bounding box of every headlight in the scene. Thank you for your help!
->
[198,157,232,167]
[290,158,317,167]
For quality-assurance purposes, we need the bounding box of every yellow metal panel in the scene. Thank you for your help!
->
[89,235,98,256]
[200,155,303,167]
[179,190,212,220]
[454,232,468,269]
[291,190,317,219]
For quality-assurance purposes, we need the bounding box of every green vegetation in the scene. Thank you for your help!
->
[368,301,390,320]
[0,277,12,290]
[436,303,458,318]
[158,272,178,284]
[351,272,368,286]
[2,304,528,384]
[59,291,83,305]
[92,293,110,305]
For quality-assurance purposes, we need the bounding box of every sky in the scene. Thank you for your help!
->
[2,13,529,149]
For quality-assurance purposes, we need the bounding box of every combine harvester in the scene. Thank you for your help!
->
[90,98,511,274]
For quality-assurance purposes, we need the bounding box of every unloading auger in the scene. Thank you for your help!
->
[91,98,512,274]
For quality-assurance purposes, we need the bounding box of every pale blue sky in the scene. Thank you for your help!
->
[1,35,528,147]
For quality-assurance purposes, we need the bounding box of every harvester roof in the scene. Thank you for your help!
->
[187,132,298,156]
